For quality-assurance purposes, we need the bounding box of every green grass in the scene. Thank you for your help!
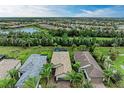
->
[1,46,124,87]
[1,46,124,73]
[95,37,113,40]
[0,46,76,64]
[95,47,124,87]
[113,56,124,73]
[95,47,124,88]
[95,47,124,55]
[69,37,113,41]
[95,47,124,74]
[0,46,53,64]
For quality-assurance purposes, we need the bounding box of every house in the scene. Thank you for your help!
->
[74,51,105,88]
[51,51,72,81]
[0,59,21,79]
[15,54,47,88]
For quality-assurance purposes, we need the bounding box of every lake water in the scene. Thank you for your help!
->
[0,27,40,34]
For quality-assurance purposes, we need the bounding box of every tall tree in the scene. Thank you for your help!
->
[8,69,19,80]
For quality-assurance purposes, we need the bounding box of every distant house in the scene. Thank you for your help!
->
[51,51,72,81]
[74,51,105,88]
[0,59,21,79]
[15,54,47,88]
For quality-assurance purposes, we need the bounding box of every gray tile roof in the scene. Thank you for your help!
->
[15,54,47,88]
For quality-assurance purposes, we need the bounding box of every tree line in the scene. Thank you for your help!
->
[0,28,124,47]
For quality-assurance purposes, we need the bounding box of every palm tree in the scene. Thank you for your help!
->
[104,66,114,86]
[53,43,57,47]
[0,78,16,88]
[103,56,114,86]
[79,45,87,51]
[104,56,112,69]
[23,77,38,88]
[66,71,84,88]
[72,61,81,72]
[83,80,93,88]
[19,39,27,48]
[0,79,9,88]
[10,37,14,46]
[40,63,53,86]
[71,44,77,51]
[108,48,119,61]
[26,38,32,47]
[8,69,19,80]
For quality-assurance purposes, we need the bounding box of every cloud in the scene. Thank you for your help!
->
[0,5,123,17]
[75,6,124,17]
[0,5,70,17]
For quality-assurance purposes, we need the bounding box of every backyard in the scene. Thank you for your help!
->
[94,47,124,87]
[95,47,124,74]
[0,46,53,64]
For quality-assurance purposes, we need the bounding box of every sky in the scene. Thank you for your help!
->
[0,5,124,17]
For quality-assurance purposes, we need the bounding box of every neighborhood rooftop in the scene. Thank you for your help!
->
[0,59,20,79]
[74,51,103,78]
[51,51,72,80]
[15,54,47,88]
[74,51,105,88]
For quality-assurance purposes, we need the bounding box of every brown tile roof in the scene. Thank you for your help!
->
[74,51,104,78]
[0,59,20,79]
[51,52,72,76]
[74,52,89,66]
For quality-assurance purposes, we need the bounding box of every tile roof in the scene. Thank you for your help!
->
[74,51,104,78]
[15,54,47,88]
[0,59,20,79]
[51,52,72,76]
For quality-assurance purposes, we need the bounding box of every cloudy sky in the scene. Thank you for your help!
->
[0,5,124,17]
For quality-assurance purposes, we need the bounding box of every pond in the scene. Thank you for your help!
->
[0,27,40,34]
